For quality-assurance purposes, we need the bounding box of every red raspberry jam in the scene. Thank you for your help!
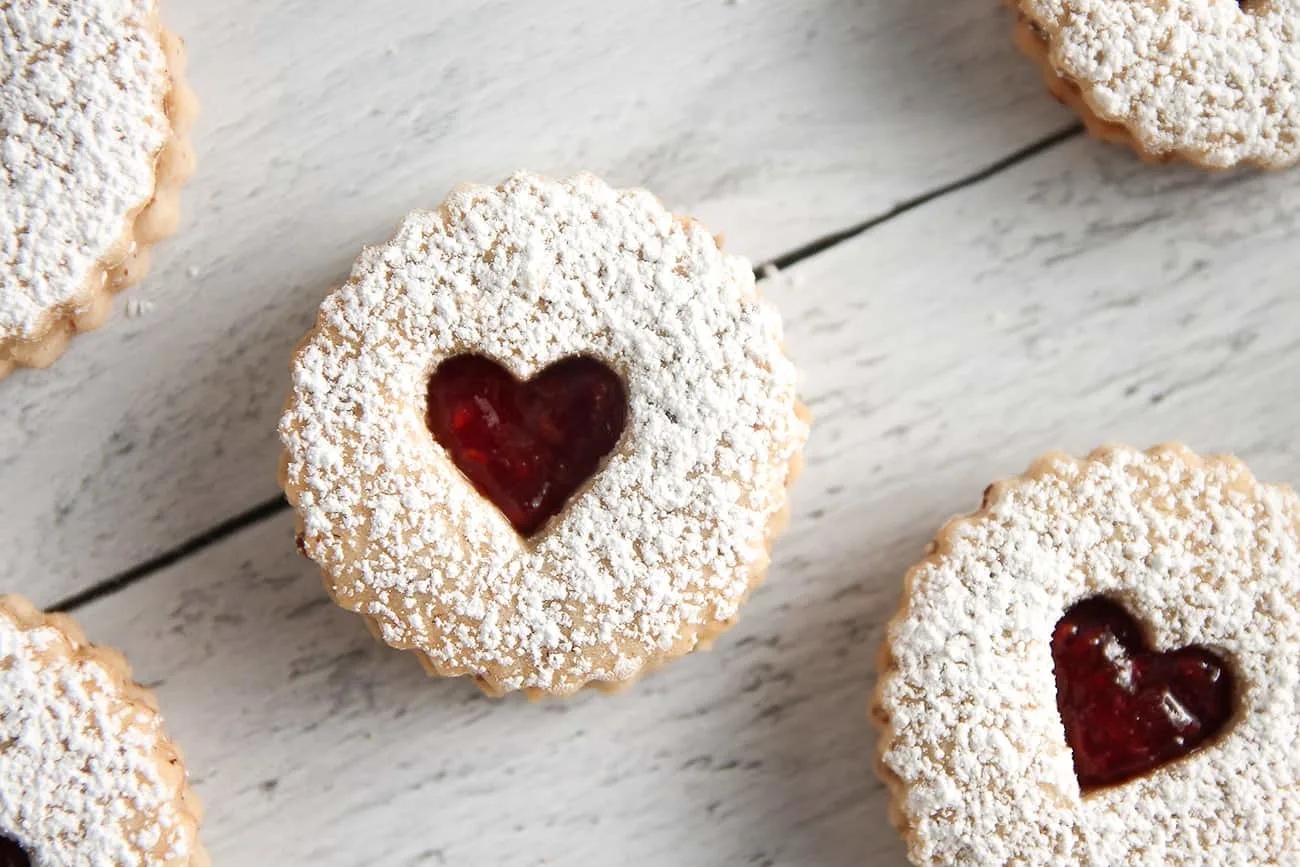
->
[1051,597,1234,792]
[0,837,30,867]
[426,355,627,537]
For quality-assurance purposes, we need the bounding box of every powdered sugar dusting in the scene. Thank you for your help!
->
[0,605,197,865]
[280,172,807,695]
[1,0,169,340]
[877,445,1300,865]
[1022,0,1300,167]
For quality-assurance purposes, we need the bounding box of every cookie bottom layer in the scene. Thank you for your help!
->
[1012,9,1297,171]
[0,26,199,379]
[1011,17,1178,165]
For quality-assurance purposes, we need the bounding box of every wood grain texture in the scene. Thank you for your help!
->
[0,0,1072,605]
[81,511,903,867]
[5,1,1300,862]
[51,136,1300,866]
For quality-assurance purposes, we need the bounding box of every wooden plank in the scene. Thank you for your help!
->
[0,0,1072,604]
[76,511,906,867]
[783,147,1300,498]
[66,135,1300,864]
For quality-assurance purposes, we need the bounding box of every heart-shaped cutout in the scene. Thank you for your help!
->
[0,837,30,867]
[1051,597,1234,792]
[425,355,627,537]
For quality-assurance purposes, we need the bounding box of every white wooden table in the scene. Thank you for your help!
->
[4,1,1299,864]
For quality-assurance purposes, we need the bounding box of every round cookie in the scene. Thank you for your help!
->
[873,444,1300,865]
[280,172,809,698]
[0,596,205,866]
[1013,0,1300,168]
[0,0,198,377]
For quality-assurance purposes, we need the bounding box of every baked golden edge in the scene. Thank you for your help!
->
[0,12,199,379]
[1011,12,1295,171]
[0,595,208,866]
[278,207,810,699]
[867,443,1277,864]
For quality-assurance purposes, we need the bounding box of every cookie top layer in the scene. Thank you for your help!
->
[0,0,169,342]
[0,598,199,866]
[875,445,1300,865]
[1022,0,1300,167]
[280,172,807,695]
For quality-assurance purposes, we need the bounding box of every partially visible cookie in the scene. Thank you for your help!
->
[0,596,206,866]
[0,0,199,378]
[1012,0,1300,168]
[873,444,1300,865]
[280,172,809,698]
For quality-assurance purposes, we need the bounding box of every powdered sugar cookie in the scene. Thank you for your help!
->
[0,596,206,866]
[1013,0,1300,168]
[873,444,1300,865]
[280,172,809,698]
[0,0,199,378]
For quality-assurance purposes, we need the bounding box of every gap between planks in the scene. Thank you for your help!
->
[50,120,1087,616]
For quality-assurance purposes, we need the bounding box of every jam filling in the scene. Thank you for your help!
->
[1051,597,1234,792]
[0,837,30,867]
[425,355,627,537]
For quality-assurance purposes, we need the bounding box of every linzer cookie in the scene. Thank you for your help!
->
[872,444,1300,865]
[0,596,205,866]
[0,0,198,377]
[280,172,809,698]
[1013,0,1300,168]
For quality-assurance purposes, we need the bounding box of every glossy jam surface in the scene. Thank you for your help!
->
[1052,597,1234,792]
[426,355,627,536]
[0,837,30,867]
